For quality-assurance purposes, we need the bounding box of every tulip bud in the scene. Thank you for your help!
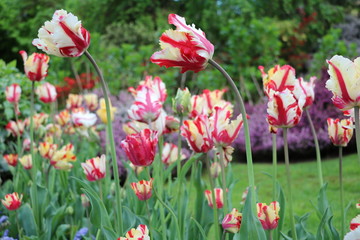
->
[257,201,280,230]
[66,206,74,215]
[3,154,18,167]
[172,88,191,116]
[19,155,32,169]
[19,51,49,81]
[81,194,90,207]
[130,179,153,201]
[1,192,23,211]
[5,84,21,103]
[222,208,242,233]
[210,162,221,178]
[204,188,224,209]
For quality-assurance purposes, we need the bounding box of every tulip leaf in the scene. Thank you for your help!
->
[275,182,286,240]
[102,226,118,239]
[190,217,208,240]
[122,206,137,233]
[18,203,38,236]
[237,188,266,239]
[179,153,201,179]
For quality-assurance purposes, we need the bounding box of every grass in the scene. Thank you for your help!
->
[227,151,359,234]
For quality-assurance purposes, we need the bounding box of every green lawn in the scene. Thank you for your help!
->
[228,152,359,234]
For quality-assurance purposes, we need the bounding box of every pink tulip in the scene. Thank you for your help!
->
[129,76,167,103]
[5,120,24,137]
[259,65,296,97]
[257,201,280,230]
[204,188,224,209]
[5,84,21,103]
[81,155,106,181]
[130,179,153,201]
[1,192,22,211]
[222,208,242,233]
[293,76,316,109]
[36,82,57,103]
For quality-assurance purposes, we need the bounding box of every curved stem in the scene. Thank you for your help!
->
[206,153,220,239]
[272,134,277,200]
[354,107,360,165]
[283,128,297,240]
[305,109,323,186]
[84,51,123,234]
[208,59,256,212]
[339,146,345,239]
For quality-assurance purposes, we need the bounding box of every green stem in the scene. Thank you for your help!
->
[272,134,277,200]
[208,59,256,212]
[218,147,228,214]
[206,153,220,239]
[145,200,153,238]
[84,51,123,234]
[98,180,103,202]
[305,109,323,186]
[176,116,184,235]
[354,107,360,165]
[283,128,297,240]
[29,81,40,234]
[339,146,345,239]
[157,137,167,240]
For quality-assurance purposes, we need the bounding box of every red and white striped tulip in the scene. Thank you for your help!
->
[259,65,296,97]
[293,76,316,109]
[39,142,58,159]
[55,110,71,126]
[210,162,221,178]
[128,86,162,123]
[121,129,158,166]
[267,89,305,128]
[3,154,18,167]
[257,201,280,230]
[81,155,106,181]
[36,82,57,103]
[129,76,167,103]
[222,208,242,233]
[211,106,244,147]
[33,9,90,57]
[50,143,76,170]
[162,142,186,166]
[19,154,32,169]
[181,114,213,153]
[190,89,231,118]
[5,84,21,103]
[117,224,150,240]
[350,215,360,230]
[66,94,83,109]
[24,113,49,130]
[204,188,224,209]
[84,93,98,111]
[344,227,360,240]
[327,118,353,147]
[151,14,214,73]
[326,55,360,111]
[72,112,97,128]
[19,51,49,81]
[5,120,24,137]
[130,179,153,201]
[1,192,22,211]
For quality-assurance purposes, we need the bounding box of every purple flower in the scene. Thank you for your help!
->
[73,227,88,240]
[2,229,17,240]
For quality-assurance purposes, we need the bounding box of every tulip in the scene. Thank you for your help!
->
[350,215,360,230]
[5,84,21,103]
[33,9,90,57]
[25,113,49,130]
[190,89,231,118]
[39,142,58,159]
[23,138,32,152]
[36,82,57,103]
[164,115,180,134]
[257,201,280,230]
[50,143,76,170]
[129,76,167,103]
[81,155,106,181]
[204,188,224,209]
[96,98,116,123]
[210,162,221,178]
[173,87,191,116]
[357,202,360,209]
[84,93,98,111]
[5,120,24,137]
[72,112,97,128]
[130,179,153,201]
[81,193,90,207]
[326,55,360,111]
[211,106,244,147]
[181,114,213,153]
[258,65,296,97]
[344,227,360,240]
[117,224,150,240]
[151,14,214,73]
[162,142,186,166]
[19,154,32,169]
[128,86,162,123]
[267,89,305,128]
[327,118,353,147]
[56,110,71,126]
[66,94,83,109]
[122,121,148,135]
[19,51,49,81]
[46,124,62,138]
[293,77,316,109]
[120,129,158,166]
[129,163,144,175]
[3,154,18,167]
[1,192,22,211]
[222,208,242,233]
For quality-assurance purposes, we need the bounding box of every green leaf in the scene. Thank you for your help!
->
[122,206,137,233]
[179,153,201,179]
[190,217,208,240]
[18,203,38,236]
[237,188,266,239]
[275,182,286,240]
[102,226,118,239]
